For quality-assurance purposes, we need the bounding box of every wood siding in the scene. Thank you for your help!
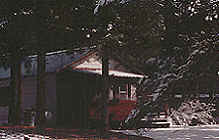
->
[0,73,56,125]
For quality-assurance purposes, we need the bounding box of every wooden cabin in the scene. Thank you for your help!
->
[0,50,91,125]
[0,50,144,127]
[56,51,144,128]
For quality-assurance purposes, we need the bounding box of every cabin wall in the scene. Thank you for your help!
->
[21,73,56,113]
[0,73,57,125]
[21,76,36,110]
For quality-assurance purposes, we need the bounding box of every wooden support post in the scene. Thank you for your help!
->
[127,83,131,99]
[112,85,116,100]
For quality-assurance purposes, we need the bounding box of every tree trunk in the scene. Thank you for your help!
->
[34,0,47,127]
[16,58,22,125]
[35,51,46,127]
[8,57,22,125]
[101,46,109,129]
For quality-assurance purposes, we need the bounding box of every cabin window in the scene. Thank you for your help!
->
[119,84,127,94]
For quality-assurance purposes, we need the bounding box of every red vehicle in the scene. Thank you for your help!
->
[89,99,137,128]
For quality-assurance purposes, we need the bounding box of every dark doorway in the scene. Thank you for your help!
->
[0,87,10,124]
[56,70,101,128]
[0,87,10,106]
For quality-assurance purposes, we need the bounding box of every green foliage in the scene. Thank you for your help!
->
[0,0,98,67]
[93,0,165,74]
[117,0,218,128]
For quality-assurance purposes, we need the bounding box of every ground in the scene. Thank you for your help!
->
[0,126,152,140]
[113,125,219,140]
[1,125,219,140]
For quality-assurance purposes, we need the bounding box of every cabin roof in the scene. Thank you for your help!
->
[60,50,145,78]
[73,68,144,78]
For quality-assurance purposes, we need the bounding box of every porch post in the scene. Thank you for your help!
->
[127,83,131,99]
[112,85,116,100]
